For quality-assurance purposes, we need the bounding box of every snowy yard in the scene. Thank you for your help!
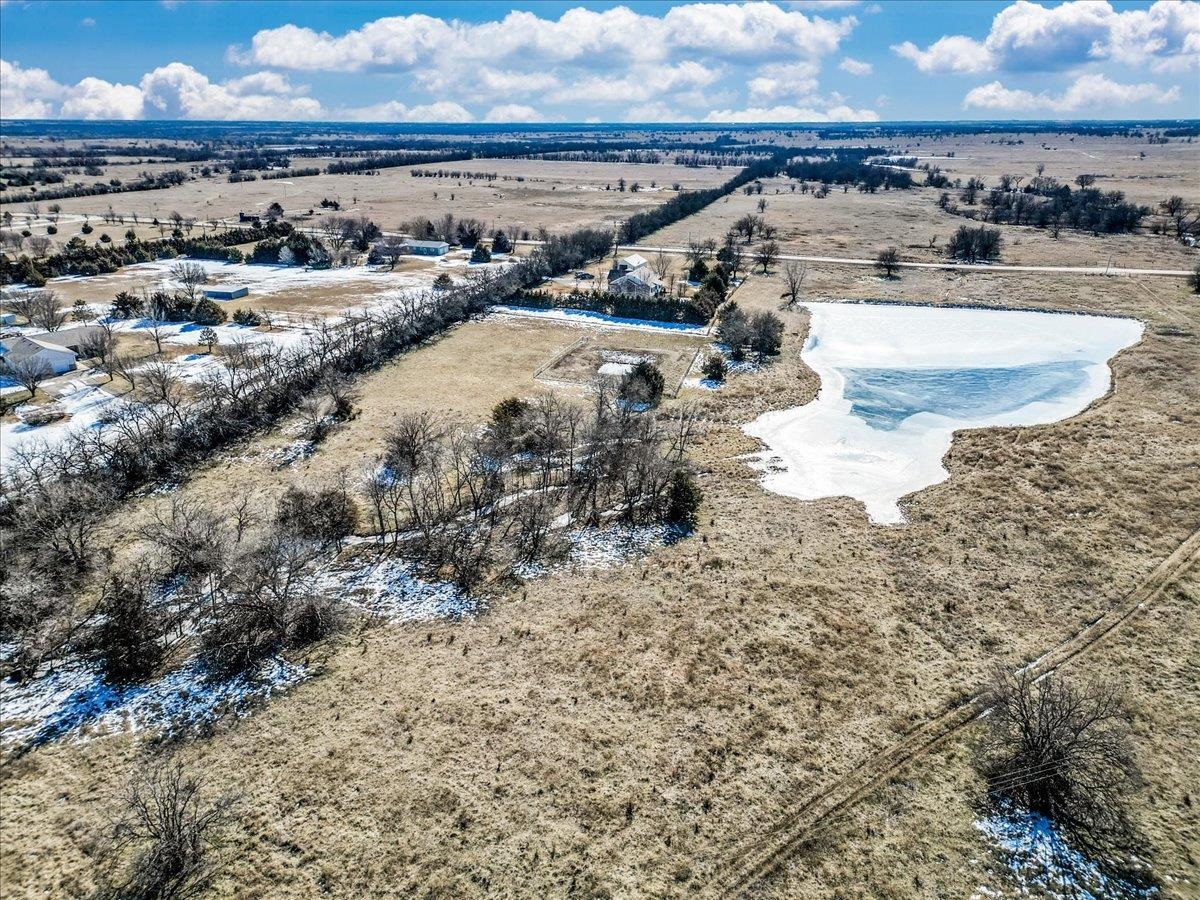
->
[743,302,1143,524]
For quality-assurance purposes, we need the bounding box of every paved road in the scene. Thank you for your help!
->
[617,244,1195,278]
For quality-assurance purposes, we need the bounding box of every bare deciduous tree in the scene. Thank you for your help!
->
[875,246,901,279]
[95,762,237,900]
[23,289,69,331]
[754,239,780,274]
[169,262,209,305]
[4,355,53,396]
[650,251,672,281]
[980,668,1144,863]
[779,260,808,308]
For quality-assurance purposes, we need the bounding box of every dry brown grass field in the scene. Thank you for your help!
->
[4,262,1197,898]
[535,328,707,398]
[2,131,1199,899]
[2,158,734,238]
[637,175,1198,271]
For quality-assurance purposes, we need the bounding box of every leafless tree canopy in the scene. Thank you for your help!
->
[4,355,53,395]
[169,263,209,304]
[15,289,69,331]
[980,668,1145,867]
[95,762,237,900]
[780,260,808,308]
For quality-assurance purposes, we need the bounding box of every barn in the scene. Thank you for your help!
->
[205,286,250,301]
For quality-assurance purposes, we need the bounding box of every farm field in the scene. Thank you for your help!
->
[2,158,736,239]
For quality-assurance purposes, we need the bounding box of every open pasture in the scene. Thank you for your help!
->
[4,261,1198,897]
[2,157,736,238]
[636,175,1198,270]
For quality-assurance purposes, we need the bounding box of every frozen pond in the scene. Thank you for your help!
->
[743,302,1143,524]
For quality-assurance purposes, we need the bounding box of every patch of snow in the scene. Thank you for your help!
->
[271,438,316,468]
[1,656,307,751]
[598,362,634,376]
[1,381,120,470]
[567,523,682,569]
[743,302,1142,524]
[490,305,708,334]
[313,555,478,621]
[119,258,427,297]
[975,805,1156,899]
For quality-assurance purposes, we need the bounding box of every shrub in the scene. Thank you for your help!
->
[1189,261,1200,294]
[747,310,784,359]
[619,360,665,407]
[701,353,727,382]
[232,308,262,326]
[433,272,453,290]
[275,484,358,548]
[715,301,750,355]
[663,469,702,530]
[192,297,227,326]
[470,243,492,263]
[93,568,164,684]
[979,668,1146,875]
[81,223,94,234]
[95,763,235,900]
[46,225,57,235]
[99,233,112,243]
[491,230,513,254]
[109,290,144,320]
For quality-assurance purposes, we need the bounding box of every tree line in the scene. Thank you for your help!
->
[618,154,786,245]
[944,171,1149,236]
[0,221,293,285]
[784,150,914,192]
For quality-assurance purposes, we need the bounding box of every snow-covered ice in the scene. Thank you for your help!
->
[743,302,1143,524]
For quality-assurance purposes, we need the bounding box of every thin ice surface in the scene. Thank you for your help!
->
[744,302,1143,524]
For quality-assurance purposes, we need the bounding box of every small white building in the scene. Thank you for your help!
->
[611,253,648,276]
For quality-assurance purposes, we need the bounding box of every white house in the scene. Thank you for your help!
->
[0,335,78,376]
[402,239,450,256]
[608,267,663,299]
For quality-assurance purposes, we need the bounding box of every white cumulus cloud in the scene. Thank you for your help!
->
[61,77,144,119]
[894,0,1200,74]
[893,35,993,74]
[0,58,323,120]
[338,100,474,123]
[236,3,857,72]
[704,103,878,122]
[963,73,1180,112]
[838,56,873,75]
[483,103,544,123]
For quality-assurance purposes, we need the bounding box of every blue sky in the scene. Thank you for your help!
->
[1,1,1197,122]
